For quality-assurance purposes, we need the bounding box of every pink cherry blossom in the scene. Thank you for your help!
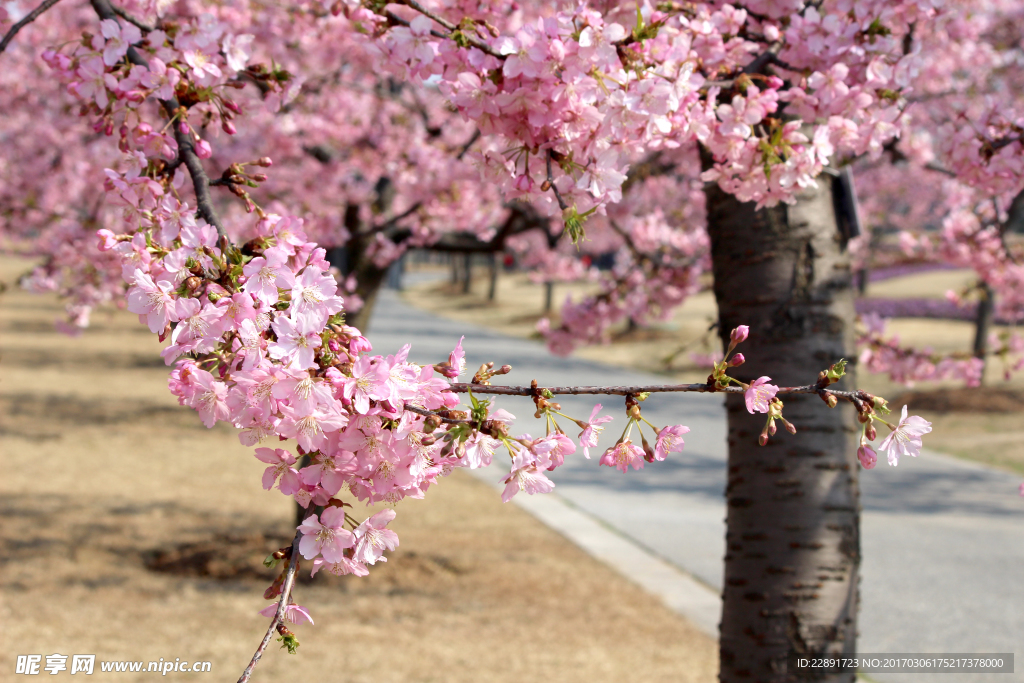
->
[288,267,344,327]
[268,312,322,370]
[577,403,613,458]
[126,269,178,333]
[654,425,690,461]
[462,431,499,469]
[99,18,142,67]
[184,368,230,428]
[448,336,466,379]
[277,403,347,452]
[242,249,292,305]
[310,556,369,577]
[878,406,933,466]
[258,603,313,625]
[744,377,779,414]
[599,440,646,473]
[298,507,355,563]
[339,357,390,414]
[352,509,399,565]
[183,49,222,81]
[501,451,556,502]
[531,433,576,470]
[253,447,300,493]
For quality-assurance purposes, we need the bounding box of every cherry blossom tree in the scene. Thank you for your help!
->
[2,1,1022,682]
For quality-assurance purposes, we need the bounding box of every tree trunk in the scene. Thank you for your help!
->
[462,252,473,294]
[488,252,499,301]
[706,177,860,683]
[972,281,994,386]
[345,250,388,333]
[544,281,554,313]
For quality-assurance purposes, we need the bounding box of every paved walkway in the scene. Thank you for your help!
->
[366,289,1024,682]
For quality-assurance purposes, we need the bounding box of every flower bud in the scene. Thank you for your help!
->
[730,325,749,344]
[865,424,877,441]
[728,353,745,367]
[857,445,877,470]
[95,229,118,252]
[347,335,372,354]
[256,156,274,167]
[222,120,237,135]
[758,432,769,446]
[195,139,213,159]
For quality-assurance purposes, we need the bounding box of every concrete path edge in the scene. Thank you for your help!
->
[468,468,723,639]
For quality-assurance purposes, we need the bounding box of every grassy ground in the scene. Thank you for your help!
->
[0,253,717,682]
[402,264,1024,475]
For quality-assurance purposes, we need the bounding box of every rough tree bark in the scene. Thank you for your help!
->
[706,176,860,683]
[336,204,389,333]
[972,281,995,386]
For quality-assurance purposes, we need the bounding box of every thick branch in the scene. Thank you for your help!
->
[90,0,228,239]
[0,0,63,54]
[162,103,229,237]
[882,139,957,177]
[236,526,304,683]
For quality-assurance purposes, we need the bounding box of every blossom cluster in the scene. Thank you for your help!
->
[359,0,957,227]
[38,10,694,622]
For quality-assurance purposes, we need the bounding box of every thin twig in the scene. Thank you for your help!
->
[384,6,503,58]
[210,177,241,187]
[545,151,569,211]
[607,219,646,263]
[403,403,472,424]
[374,201,422,233]
[400,0,456,30]
[0,0,63,54]
[447,381,876,404]
[455,129,480,160]
[111,3,154,31]
[236,526,305,683]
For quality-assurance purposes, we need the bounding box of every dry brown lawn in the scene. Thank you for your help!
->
[0,253,717,682]
[403,264,1024,475]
